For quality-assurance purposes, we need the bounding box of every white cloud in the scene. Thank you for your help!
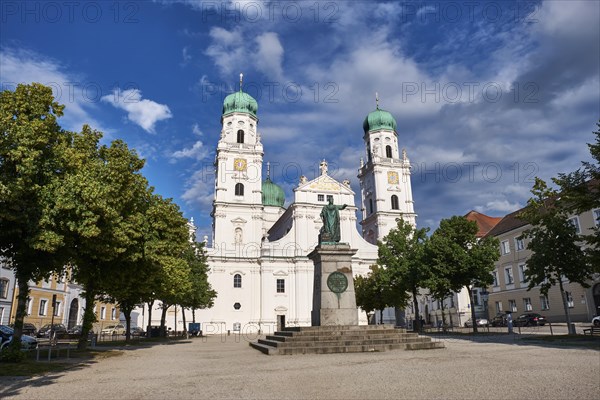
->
[181,169,214,209]
[475,200,522,214]
[192,123,203,136]
[254,32,284,80]
[181,46,192,66]
[0,48,107,134]
[170,140,208,162]
[101,88,172,133]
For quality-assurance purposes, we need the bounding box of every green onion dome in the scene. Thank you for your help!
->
[262,177,285,207]
[362,108,397,133]
[222,89,258,118]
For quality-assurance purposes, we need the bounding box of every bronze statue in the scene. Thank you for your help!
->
[320,198,347,243]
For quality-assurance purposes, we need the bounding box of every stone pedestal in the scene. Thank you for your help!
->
[308,243,358,326]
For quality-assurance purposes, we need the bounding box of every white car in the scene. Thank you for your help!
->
[592,316,600,327]
[101,324,126,336]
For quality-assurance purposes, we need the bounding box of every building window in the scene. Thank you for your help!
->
[237,130,244,144]
[235,183,244,196]
[327,195,333,203]
[26,298,32,315]
[495,301,502,314]
[0,278,8,299]
[505,267,514,285]
[233,274,242,288]
[276,279,285,293]
[449,295,455,308]
[593,209,600,226]
[101,306,106,320]
[369,199,373,214]
[39,299,48,316]
[518,263,527,283]
[318,194,324,202]
[471,289,479,306]
[385,145,392,158]
[501,240,510,255]
[54,301,61,317]
[233,302,241,310]
[509,300,517,312]
[523,298,532,311]
[540,296,550,310]
[111,308,116,320]
[515,236,525,251]
[492,271,499,287]
[391,195,399,210]
[568,217,581,233]
[565,291,574,308]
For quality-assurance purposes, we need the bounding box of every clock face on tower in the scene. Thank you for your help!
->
[387,171,399,184]
[234,158,247,171]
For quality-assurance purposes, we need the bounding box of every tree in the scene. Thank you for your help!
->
[178,241,216,327]
[429,216,499,333]
[0,83,72,349]
[354,265,396,324]
[377,218,428,332]
[554,121,600,268]
[520,178,592,334]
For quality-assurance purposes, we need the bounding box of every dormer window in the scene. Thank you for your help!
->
[386,145,392,158]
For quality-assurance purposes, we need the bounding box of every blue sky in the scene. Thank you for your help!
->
[1,1,599,239]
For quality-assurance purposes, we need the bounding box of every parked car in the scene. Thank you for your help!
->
[130,327,146,337]
[464,318,489,327]
[513,313,547,327]
[591,316,600,327]
[68,325,83,335]
[8,323,38,337]
[490,313,508,327]
[101,324,126,336]
[0,325,38,351]
[37,323,68,338]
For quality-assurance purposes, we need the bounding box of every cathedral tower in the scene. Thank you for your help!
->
[212,75,264,252]
[357,98,416,244]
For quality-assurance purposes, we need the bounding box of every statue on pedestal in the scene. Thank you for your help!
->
[319,198,347,243]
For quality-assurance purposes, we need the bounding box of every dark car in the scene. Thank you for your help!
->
[37,323,68,338]
[490,313,508,327]
[130,327,146,337]
[8,323,38,337]
[0,325,38,351]
[514,313,547,327]
[68,325,83,335]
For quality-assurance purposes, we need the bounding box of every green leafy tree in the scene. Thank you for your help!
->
[0,83,71,348]
[520,178,592,334]
[429,216,499,332]
[179,241,216,327]
[377,218,428,332]
[354,265,396,324]
[553,121,600,267]
[47,126,149,348]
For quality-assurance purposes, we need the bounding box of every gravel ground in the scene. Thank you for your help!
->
[1,334,599,400]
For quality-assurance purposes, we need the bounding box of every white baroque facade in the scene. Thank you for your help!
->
[136,87,417,334]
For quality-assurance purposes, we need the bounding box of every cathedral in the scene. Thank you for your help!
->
[192,83,416,334]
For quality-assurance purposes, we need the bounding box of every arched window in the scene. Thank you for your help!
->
[369,199,374,215]
[235,183,244,196]
[391,195,399,210]
[386,145,393,158]
[234,274,242,288]
[237,130,245,144]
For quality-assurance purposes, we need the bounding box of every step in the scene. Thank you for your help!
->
[275,343,408,355]
[274,329,408,339]
[259,337,429,348]
[249,341,276,355]
[281,325,402,333]
[405,341,445,350]
[271,333,419,342]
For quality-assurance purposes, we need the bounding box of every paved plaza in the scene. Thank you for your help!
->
[1,333,599,400]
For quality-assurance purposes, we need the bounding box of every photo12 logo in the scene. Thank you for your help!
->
[1,1,140,24]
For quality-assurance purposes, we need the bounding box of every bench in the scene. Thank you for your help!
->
[582,326,600,336]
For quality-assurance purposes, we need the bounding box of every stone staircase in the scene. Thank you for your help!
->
[249,324,444,355]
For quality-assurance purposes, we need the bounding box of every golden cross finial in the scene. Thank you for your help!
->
[266,161,271,179]
[240,73,243,91]
[375,92,379,109]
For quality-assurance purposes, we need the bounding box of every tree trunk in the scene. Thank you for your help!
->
[182,307,187,334]
[440,298,446,332]
[123,307,132,342]
[146,300,154,337]
[412,288,420,333]
[192,309,196,324]
[160,302,169,337]
[558,279,575,334]
[78,283,96,350]
[10,273,31,350]
[379,309,384,324]
[467,285,478,333]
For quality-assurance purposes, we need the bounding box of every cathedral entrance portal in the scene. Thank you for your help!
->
[277,315,285,331]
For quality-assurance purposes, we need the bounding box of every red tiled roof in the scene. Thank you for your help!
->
[464,210,503,238]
